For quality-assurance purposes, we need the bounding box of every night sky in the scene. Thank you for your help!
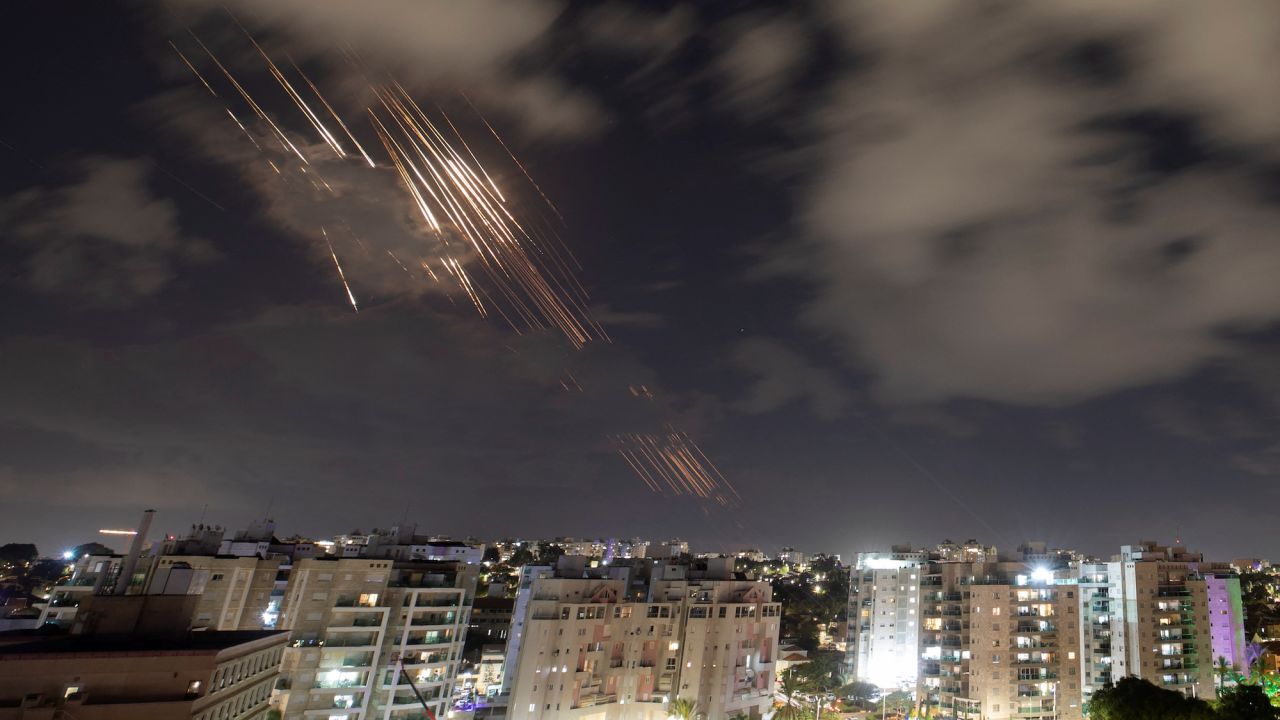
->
[3,1,1280,561]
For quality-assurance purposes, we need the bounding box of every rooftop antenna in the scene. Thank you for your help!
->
[197,503,208,525]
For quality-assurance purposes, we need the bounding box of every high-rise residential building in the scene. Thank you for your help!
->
[914,555,1083,720]
[1077,542,1244,704]
[502,556,780,719]
[1204,573,1249,676]
[846,547,929,687]
[846,540,1248,720]
[273,555,478,720]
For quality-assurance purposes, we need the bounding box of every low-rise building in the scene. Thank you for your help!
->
[0,594,287,720]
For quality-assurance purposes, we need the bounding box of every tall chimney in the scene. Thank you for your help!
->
[114,509,156,596]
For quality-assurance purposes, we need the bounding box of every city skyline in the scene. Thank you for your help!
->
[5,1,1280,561]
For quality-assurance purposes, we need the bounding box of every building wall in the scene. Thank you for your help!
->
[848,559,923,687]
[0,634,285,720]
[1203,574,1248,678]
[505,575,779,719]
[275,558,474,720]
[151,555,283,631]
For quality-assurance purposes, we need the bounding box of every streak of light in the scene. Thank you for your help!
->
[322,226,359,313]
[170,41,219,97]
[99,529,137,536]
[188,30,310,165]
[386,250,411,274]
[176,25,608,345]
[288,55,376,167]
[459,91,564,224]
[226,108,262,149]
[611,430,742,507]
[231,16,347,160]
[560,371,584,393]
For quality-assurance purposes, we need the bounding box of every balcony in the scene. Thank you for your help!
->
[574,693,618,708]
[334,599,387,610]
[323,635,379,649]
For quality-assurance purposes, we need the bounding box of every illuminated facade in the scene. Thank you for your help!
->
[504,557,779,719]
[274,557,478,720]
[847,541,1248,720]
[149,554,285,631]
[1078,543,1238,704]
[846,548,928,687]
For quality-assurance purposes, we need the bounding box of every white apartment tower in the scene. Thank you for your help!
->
[846,548,928,688]
[504,557,780,719]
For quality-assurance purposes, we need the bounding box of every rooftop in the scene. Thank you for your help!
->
[0,630,286,658]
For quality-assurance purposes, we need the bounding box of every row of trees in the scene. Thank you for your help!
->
[1090,677,1278,720]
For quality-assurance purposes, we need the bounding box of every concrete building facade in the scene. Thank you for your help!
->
[846,541,1248,720]
[846,548,928,688]
[503,557,780,719]
[274,557,477,720]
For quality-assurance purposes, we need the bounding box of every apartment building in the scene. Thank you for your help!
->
[274,556,478,720]
[0,594,287,720]
[1078,542,1243,703]
[149,555,284,631]
[503,556,779,720]
[39,520,304,631]
[846,547,928,687]
[37,554,125,627]
[847,540,1248,720]
[916,559,1083,720]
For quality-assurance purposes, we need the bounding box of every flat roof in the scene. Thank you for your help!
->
[0,630,287,659]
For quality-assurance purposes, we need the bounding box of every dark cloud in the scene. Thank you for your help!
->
[577,3,696,76]
[1,156,214,304]
[0,301,696,543]
[157,0,605,140]
[588,303,665,329]
[761,1,1280,405]
[731,337,849,419]
[712,12,811,116]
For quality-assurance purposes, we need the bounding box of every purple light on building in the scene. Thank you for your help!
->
[1204,574,1249,679]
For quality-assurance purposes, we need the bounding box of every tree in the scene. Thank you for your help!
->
[70,542,115,558]
[1216,683,1280,720]
[0,544,38,566]
[838,680,880,707]
[794,651,843,693]
[26,559,69,583]
[507,546,534,567]
[1088,677,1215,720]
[534,542,564,565]
[880,691,912,719]
[776,669,807,720]
[668,697,697,720]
